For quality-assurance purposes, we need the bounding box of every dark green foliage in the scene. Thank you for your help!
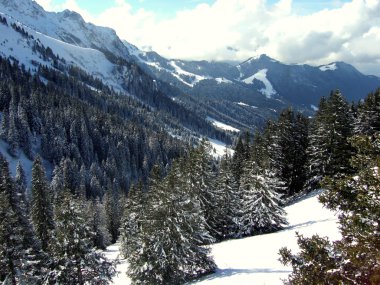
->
[0,56,186,201]
[213,152,241,239]
[47,190,116,284]
[31,156,54,251]
[270,108,309,196]
[355,88,380,135]
[307,90,354,189]
[280,134,380,284]
[279,234,340,285]
[104,183,123,244]
[123,160,216,285]
[239,161,287,236]
[0,156,45,284]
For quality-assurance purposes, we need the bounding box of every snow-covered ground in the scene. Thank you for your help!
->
[206,117,240,133]
[104,191,339,285]
[242,69,277,98]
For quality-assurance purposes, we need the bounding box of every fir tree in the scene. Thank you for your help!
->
[239,160,287,236]
[280,134,380,284]
[307,91,354,190]
[354,88,380,135]
[31,155,54,251]
[0,156,44,284]
[126,161,216,284]
[185,139,220,239]
[47,190,116,284]
[214,151,240,239]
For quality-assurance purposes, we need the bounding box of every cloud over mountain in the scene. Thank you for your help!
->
[36,0,380,76]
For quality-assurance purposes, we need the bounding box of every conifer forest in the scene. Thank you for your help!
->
[0,55,379,284]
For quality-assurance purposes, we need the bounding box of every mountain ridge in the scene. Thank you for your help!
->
[1,0,379,134]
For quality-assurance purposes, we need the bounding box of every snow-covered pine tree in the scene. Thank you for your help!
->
[354,88,380,135]
[307,91,354,190]
[264,108,309,197]
[280,134,380,284]
[86,198,111,250]
[185,139,221,239]
[214,151,241,240]
[104,180,122,243]
[31,155,55,252]
[239,159,287,236]
[119,181,146,261]
[126,160,216,284]
[47,190,116,284]
[0,156,44,284]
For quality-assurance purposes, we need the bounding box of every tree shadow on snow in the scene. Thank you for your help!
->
[190,267,291,283]
[284,218,335,231]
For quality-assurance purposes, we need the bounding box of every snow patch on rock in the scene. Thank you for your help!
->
[242,69,277,98]
[319,63,337,72]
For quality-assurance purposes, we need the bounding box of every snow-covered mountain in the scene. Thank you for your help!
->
[1,0,379,134]
[133,52,380,107]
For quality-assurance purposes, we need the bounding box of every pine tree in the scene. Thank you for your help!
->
[0,156,44,284]
[31,155,54,251]
[104,180,122,243]
[185,139,220,239]
[126,161,216,284]
[86,198,111,250]
[280,134,380,284]
[239,160,287,236]
[47,190,116,284]
[307,91,353,190]
[354,88,380,135]
[214,151,240,239]
[265,108,309,197]
[120,181,146,262]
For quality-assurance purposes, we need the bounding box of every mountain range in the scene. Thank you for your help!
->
[1,0,380,134]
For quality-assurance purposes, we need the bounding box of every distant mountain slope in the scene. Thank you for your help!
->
[0,0,229,142]
[1,0,379,135]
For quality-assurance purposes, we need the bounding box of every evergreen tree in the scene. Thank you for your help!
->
[185,139,221,239]
[280,134,380,284]
[104,180,122,243]
[47,190,116,284]
[120,181,146,261]
[354,88,380,135]
[214,151,241,239]
[126,161,216,284]
[86,198,111,250]
[31,155,54,251]
[307,91,353,190]
[239,160,287,236]
[0,156,44,284]
[266,108,309,197]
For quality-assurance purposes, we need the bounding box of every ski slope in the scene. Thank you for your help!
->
[104,191,339,285]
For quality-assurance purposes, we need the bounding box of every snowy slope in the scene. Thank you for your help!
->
[206,117,240,133]
[0,11,122,90]
[242,68,277,98]
[104,191,339,285]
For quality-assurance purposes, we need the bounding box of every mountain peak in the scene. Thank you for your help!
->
[0,0,45,18]
[59,9,85,23]
[240,54,279,66]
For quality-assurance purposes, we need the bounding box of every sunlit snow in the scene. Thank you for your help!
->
[105,192,339,285]
[206,117,240,133]
[242,69,277,98]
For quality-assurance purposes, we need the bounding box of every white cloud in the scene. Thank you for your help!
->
[35,0,380,76]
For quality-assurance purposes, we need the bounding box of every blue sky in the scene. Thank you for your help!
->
[36,0,380,76]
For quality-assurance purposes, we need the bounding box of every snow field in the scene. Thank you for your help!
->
[105,192,339,285]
